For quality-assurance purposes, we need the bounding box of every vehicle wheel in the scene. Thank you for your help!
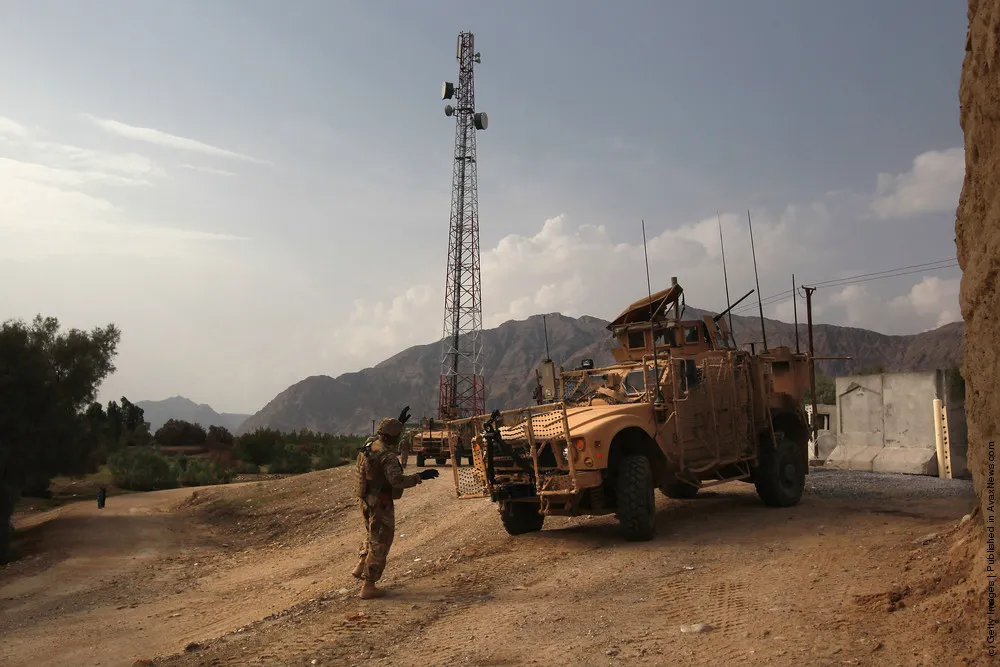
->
[753,432,805,507]
[499,501,544,535]
[616,455,657,541]
[435,456,447,466]
[416,453,425,467]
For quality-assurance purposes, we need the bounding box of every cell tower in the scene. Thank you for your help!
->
[438,31,489,421]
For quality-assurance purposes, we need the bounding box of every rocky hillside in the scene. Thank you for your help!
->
[137,396,250,432]
[957,0,996,557]
[237,307,964,436]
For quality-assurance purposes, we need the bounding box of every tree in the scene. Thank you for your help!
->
[269,444,312,474]
[854,364,887,375]
[102,397,150,450]
[207,425,234,448]
[0,315,120,562]
[234,428,284,467]
[804,371,836,405]
[153,419,207,448]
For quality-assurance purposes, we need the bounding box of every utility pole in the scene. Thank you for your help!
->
[804,285,818,456]
[792,274,800,354]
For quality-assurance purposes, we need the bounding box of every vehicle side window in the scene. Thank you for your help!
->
[654,328,677,347]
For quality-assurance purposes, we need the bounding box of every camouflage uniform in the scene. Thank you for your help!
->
[355,418,422,584]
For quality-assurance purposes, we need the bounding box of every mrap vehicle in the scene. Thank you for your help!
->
[441,279,812,540]
[404,418,473,467]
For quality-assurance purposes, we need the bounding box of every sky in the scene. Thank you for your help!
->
[0,0,969,414]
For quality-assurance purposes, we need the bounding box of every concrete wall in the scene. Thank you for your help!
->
[826,370,969,477]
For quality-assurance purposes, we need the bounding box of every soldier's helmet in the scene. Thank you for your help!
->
[376,417,404,439]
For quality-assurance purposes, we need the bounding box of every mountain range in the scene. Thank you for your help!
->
[136,396,251,433]
[235,306,964,436]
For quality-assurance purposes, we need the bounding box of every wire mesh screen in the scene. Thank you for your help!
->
[455,464,488,498]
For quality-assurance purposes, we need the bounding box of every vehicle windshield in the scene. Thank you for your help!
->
[562,367,648,403]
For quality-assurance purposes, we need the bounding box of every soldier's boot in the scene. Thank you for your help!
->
[360,581,386,599]
[352,559,365,579]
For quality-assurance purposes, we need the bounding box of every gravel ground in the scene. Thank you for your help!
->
[804,467,976,500]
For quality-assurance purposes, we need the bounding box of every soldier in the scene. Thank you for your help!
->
[353,406,438,599]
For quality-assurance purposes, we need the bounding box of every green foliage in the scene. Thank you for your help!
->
[234,427,284,467]
[177,458,232,486]
[804,371,836,405]
[268,444,312,474]
[84,397,151,461]
[234,461,260,475]
[0,315,120,562]
[109,447,233,490]
[315,441,353,470]
[108,447,178,491]
[853,364,887,375]
[154,419,207,448]
[207,425,234,447]
[232,429,364,471]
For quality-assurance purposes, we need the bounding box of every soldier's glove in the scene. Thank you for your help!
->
[418,469,440,480]
[398,406,411,425]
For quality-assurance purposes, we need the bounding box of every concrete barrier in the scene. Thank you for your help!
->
[825,370,968,477]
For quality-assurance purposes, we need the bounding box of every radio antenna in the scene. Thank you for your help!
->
[747,209,768,352]
[542,314,551,361]
[641,220,664,406]
[717,212,733,333]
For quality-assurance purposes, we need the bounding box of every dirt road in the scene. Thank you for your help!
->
[0,467,984,667]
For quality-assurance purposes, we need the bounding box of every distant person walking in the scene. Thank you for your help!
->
[97,487,107,509]
[353,406,439,599]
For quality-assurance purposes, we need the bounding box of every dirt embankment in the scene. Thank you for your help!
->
[956,0,1000,611]
[2,465,983,667]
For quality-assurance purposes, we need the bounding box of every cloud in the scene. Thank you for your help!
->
[319,143,964,373]
[0,116,29,138]
[84,114,271,165]
[324,285,440,363]
[889,276,961,329]
[181,164,236,177]
[870,147,965,219]
[0,115,248,259]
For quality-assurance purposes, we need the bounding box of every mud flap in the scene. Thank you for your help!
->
[450,425,489,499]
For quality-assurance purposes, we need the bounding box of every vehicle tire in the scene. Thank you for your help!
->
[416,453,425,467]
[435,456,447,466]
[616,455,657,541]
[753,432,805,507]
[499,501,544,535]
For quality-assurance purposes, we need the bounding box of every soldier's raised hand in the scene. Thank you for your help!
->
[398,405,411,425]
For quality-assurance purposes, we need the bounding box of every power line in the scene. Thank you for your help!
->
[809,260,957,289]
[731,257,959,315]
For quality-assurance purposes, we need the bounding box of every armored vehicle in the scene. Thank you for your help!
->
[443,279,812,541]
[404,418,473,467]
